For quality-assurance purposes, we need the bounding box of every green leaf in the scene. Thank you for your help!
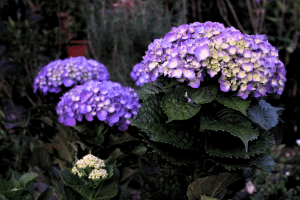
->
[10,191,32,200]
[18,172,39,189]
[0,194,7,200]
[105,148,125,165]
[96,123,109,136]
[84,134,105,145]
[108,132,139,145]
[61,186,82,200]
[162,88,202,123]
[57,169,85,187]
[130,94,196,149]
[0,169,25,198]
[37,187,53,200]
[146,151,190,175]
[187,172,241,200]
[200,113,259,152]
[37,117,53,127]
[8,17,15,28]
[247,99,284,130]
[199,195,218,200]
[72,125,89,134]
[215,92,251,116]
[185,85,218,104]
[248,154,276,175]
[134,75,173,100]
[205,129,275,159]
[164,77,182,88]
[143,136,202,166]
[131,144,147,156]
[5,167,22,181]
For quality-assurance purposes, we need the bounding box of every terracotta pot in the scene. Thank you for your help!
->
[66,40,90,57]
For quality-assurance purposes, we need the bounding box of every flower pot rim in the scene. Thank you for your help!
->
[69,40,90,44]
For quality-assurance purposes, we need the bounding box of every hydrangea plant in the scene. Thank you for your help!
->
[129,21,286,200]
[57,153,119,200]
[33,56,110,95]
[56,80,141,131]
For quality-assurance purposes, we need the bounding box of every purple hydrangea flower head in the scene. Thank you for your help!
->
[33,56,110,95]
[137,21,286,99]
[56,80,141,131]
[130,61,151,86]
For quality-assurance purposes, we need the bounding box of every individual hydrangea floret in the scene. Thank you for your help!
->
[33,56,110,95]
[139,21,286,99]
[71,153,108,180]
[130,60,151,86]
[56,80,141,131]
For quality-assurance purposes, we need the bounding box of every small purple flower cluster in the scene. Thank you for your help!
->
[139,21,286,99]
[33,56,110,95]
[130,61,151,86]
[56,80,141,131]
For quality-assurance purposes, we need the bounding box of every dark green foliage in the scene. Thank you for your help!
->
[247,99,284,131]
[162,87,202,123]
[0,168,39,200]
[187,172,241,200]
[140,173,188,200]
[130,75,283,198]
[58,168,120,200]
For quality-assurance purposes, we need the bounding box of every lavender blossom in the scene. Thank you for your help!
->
[139,21,286,99]
[56,80,141,131]
[33,56,110,95]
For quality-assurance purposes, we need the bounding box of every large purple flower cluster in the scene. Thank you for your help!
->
[33,56,110,95]
[130,61,151,86]
[56,80,141,131]
[140,21,286,99]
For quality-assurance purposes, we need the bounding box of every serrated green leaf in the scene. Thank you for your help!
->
[247,99,284,130]
[146,150,189,175]
[215,92,250,116]
[144,137,202,166]
[185,85,218,104]
[205,129,275,159]
[18,172,39,189]
[201,113,258,152]
[187,172,240,200]
[162,88,201,123]
[37,187,53,200]
[248,154,276,175]
[57,169,85,187]
[134,75,173,100]
[130,94,196,149]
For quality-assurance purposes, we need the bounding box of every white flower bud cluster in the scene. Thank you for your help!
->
[88,169,108,180]
[71,154,108,180]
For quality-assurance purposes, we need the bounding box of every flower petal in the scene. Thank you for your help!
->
[194,44,210,61]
